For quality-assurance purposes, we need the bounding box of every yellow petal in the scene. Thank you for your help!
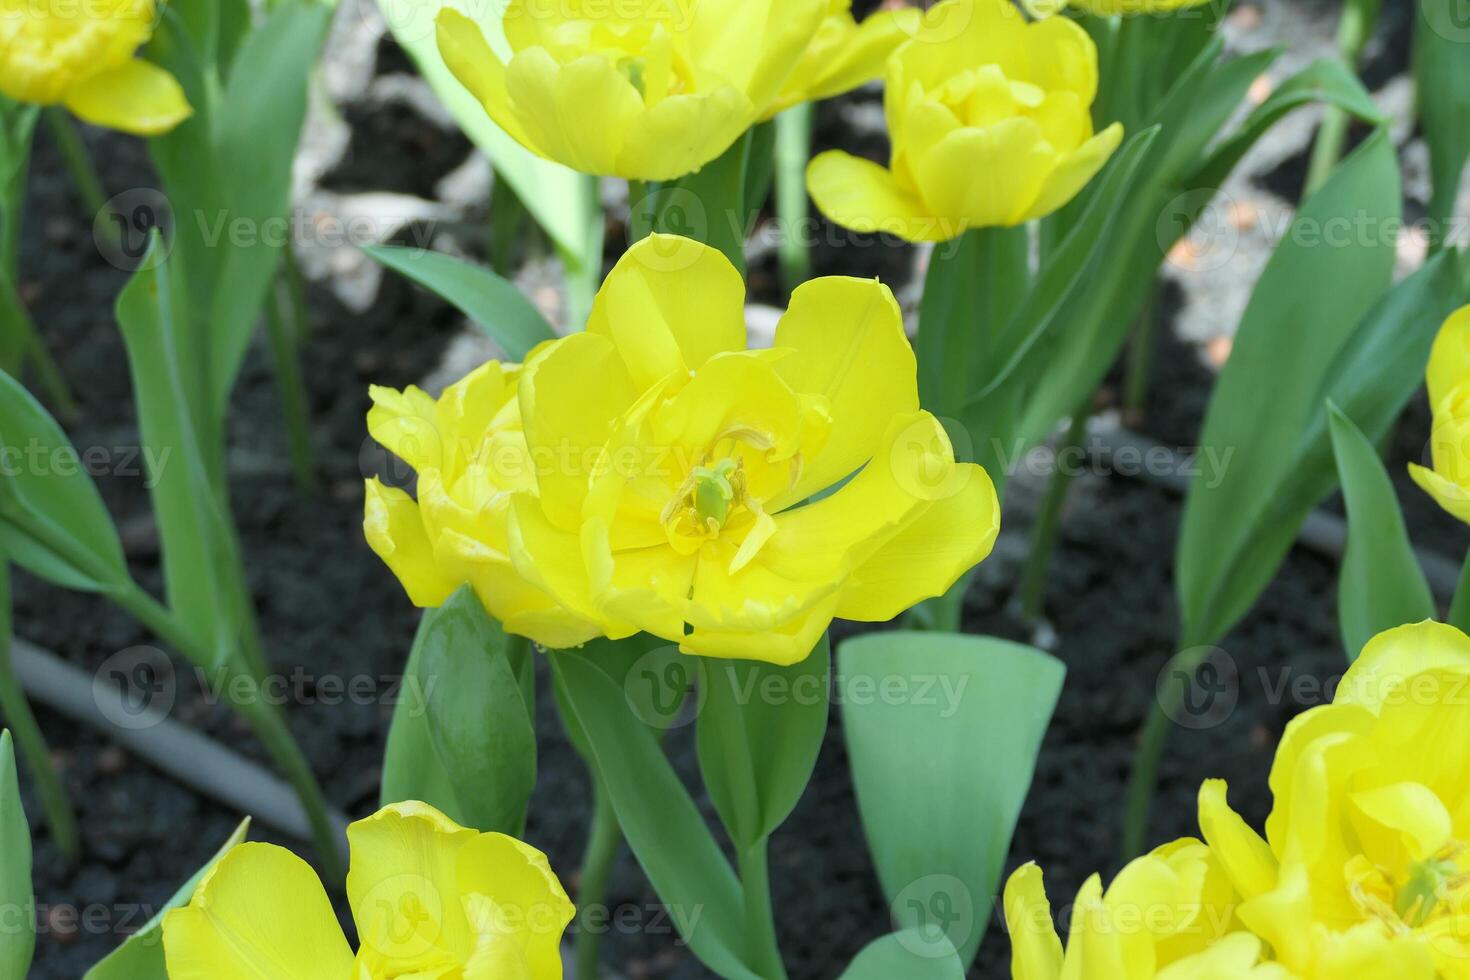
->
[588,235,748,390]
[1349,782,1453,871]
[1019,123,1124,223]
[836,460,998,622]
[1427,306,1470,409]
[347,801,479,971]
[364,479,461,608]
[368,384,444,474]
[436,9,539,152]
[681,576,840,665]
[1196,780,1277,901]
[1003,863,1063,980]
[63,58,192,136]
[1337,620,1470,711]
[455,832,576,979]
[163,843,354,980]
[806,150,953,242]
[912,118,1057,228]
[765,6,921,118]
[771,276,918,503]
[509,493,636,641]
[1008,15,1099,105]
[617,88,755,181]
[1411,462,1470,525]
[503,49,643,177]
[683,0,827,114]
[462,895,535,980]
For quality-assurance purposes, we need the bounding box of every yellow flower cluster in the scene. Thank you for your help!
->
[163,801,574,979]
[1008,620,1470,978]
[366,234,1000,665]
[0,0,191,135]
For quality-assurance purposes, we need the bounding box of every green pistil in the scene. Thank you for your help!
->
[692,459,738,528]
[1397,857,1460,927]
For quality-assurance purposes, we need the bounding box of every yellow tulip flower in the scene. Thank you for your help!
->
[1005,842,1290,978]
[1199,621,1470,979]
[0,0,192,136]
[806,0,1124,242]
[1409,306,1470,523]
[761,0,921,120]
[163,801,575,979]
[364,359,605,649]
[366,234,1000,664]
[1022,0,1214,18]
[435,0,827,181]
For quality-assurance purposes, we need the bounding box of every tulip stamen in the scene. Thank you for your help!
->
[662,457,750,550]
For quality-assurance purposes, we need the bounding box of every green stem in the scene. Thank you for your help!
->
[1015,406,1088,623]
[42,109,111,235]
[265,271,317,494]
[1304,0,1380,197]
[574,776,622,980]
[111,580,345,882]
[563,174,604,331]
[0,274,78,421]
[1121,641,1206,860]
[774,105,813,293]
[738,838,787,980]
[1123,289,1158,420]
[0,564,79,861]
[1448,547,1470,634]
[489,170,529,278]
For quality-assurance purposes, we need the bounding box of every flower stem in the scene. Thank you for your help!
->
[0,563,79,862]
[1015,406,1088,624]
[264,265,318,495]
[738,838,787,980]
[42,109,111,237]
[1448,547,1470,635]
[1304,0,1380,197]
[774,104,813,294]
[574,775,621,980]
[1121,643,1206,860]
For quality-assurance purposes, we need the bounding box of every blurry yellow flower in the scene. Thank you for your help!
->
[1022,0,1213,18]
[761,0,920,120]
[364,359,605,649]
[164,801,574,979]
[435,0,827,181]
[503,233,999,664]
[0,0,191,135]
[1005,841,1289,978]
[806,0,1123,242]
[1410,306,1470,524]
[1200,621,1470,979]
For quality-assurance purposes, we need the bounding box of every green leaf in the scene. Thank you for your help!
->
[696,638,829,849]
[82,817,250,980]
[656,130,753,277]
[1415,0,1470,236]
[1328,403,1435,661]
[0,370,128,593]
[1177,130,1400,645]
[550,643,761,980]
[840,631,1065,967]
[838,928,965,980]
[0,731,34,979]
[373,0,597,261]
[362,246,556,360]
[381,608,461,818]
[416,588,536,836]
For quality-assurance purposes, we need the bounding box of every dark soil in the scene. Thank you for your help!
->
[14,3,1461,978]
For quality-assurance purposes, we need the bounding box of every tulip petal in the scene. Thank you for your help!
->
[912,118,1055,228]
[684,0,827,112]
[462,894,536,980]
[369,385,445,474]
[1411,460,1470,526]
[771,276,918,503]
[1009,15,1099,105]
[347,802,479,972]
[1349,782,1452,871]
[1196,780,1278,901]
[1426,306,1470,408]
[836,461,998,622]
[503,49,642,177]
[1019,122,1124,223]
[617,87,754,181]
[767,6,921,117]
[437,9,538,152]
[1003,864,1063,980]
[365,479,461,608]
[588,235,748,389]
[509,493,638,639]
[455,832,576,979]
[806,150,953,242]
[63,58,192,136]
[1337,620,1470,710]
[163,843,354,980]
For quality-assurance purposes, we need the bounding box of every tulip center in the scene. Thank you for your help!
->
[1351,842,1470,932]
[662,457,749,553]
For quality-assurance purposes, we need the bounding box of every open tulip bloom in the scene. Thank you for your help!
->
[367,234,1000,665]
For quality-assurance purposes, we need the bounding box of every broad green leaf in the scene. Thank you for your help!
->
[655,130,754,277]
[838,928,964,980]
[373,0,595,261]
[0,730,34,979]
[82,817,250,979]
[362,246,556,360]
[840,631,1065,967]
[696,637,830,849]
[381,608,460,818]
[1177,130,1400,646]
[550,644,761,980]
[116,240,242,661]
[1415,0,1470,237]
[1328,403,1435,661]
[0,370,128,593]
[417,588,535,836]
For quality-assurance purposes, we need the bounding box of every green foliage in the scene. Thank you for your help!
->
[1415,0,1470,239]
[0,731,35,979]
[838,929,965,980]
